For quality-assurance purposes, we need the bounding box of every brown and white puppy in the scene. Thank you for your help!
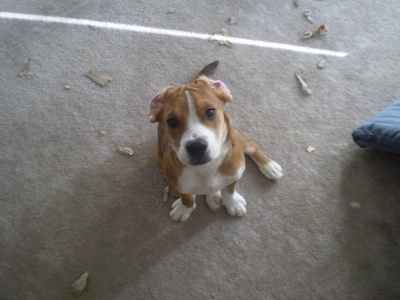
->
[149,68,283,222]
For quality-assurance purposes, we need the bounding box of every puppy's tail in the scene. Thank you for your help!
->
[197,60,219,77]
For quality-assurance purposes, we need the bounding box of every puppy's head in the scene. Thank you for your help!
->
[149,76,232,166]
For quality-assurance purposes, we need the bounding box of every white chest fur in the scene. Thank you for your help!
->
[178,163,244,196]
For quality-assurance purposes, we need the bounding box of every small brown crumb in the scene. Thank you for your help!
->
[315,24,329,36]
[71,271,89,296]
[294,0,300,7]
[18,58,31,77]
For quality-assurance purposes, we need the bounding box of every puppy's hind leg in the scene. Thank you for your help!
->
[206,191,222,211]
[242,137,283,180]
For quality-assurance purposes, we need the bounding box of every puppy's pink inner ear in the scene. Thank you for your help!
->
[210,80,231,96]
[149,92,164,115]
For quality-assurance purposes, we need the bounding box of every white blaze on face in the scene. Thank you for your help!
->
[177,91,222,165]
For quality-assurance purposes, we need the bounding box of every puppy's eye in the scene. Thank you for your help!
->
[167,118,180,129]
[205,108,216,120]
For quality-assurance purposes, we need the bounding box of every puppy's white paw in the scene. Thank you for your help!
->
[223,192,247,217]
[169,198,196,222]
[259,160,283,180]
[206,192,222,211]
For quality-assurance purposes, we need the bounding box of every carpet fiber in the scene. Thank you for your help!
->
[1,1,400,299]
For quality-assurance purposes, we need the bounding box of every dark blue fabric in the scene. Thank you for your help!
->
[352,100,400,154]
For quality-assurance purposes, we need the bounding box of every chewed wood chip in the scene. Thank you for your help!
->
[85,70,112,87]
[318,59,327,69]
[71,271,89,296]
[118,147,134,156]
[303,31,314,39]
[18,58,31,77]
[228,16,237,25]
[307,146,316,153]
[295,69,313,96]
[209,27,230,45]
[163,185,170,202]
[219,40,233,48]
[304,10,314,23]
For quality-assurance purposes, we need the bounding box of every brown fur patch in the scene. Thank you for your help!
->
[181,194,195,207]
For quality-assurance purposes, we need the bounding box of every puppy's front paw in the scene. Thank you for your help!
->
[259,160,283,180]
[169,198,196,222]
[223,192,247,217]
[206,192,222,211]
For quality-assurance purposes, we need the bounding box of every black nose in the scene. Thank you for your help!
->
[185,138,208,158]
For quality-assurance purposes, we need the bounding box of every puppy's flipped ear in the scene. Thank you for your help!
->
[148,87,171,123]
[210,79,233,103]
[196,75,232,103]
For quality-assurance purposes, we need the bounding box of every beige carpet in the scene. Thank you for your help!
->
[1,1,400,299]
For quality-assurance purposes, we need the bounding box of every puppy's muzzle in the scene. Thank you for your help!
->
[185,138,210,165]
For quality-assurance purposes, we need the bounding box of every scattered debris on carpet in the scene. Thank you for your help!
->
[295,69,313,96]
[64,85,71,90]
[98,130,106,136]
[303,31,314,39]
[163,185,170,202]
[85,70,112,87]
[167,9,176,14]
[317,59,327,69]
[220,28,227,36]
[208,34,217,42]
[118,147,134,156]
[294,0,300,7]
[209,28,233,48]
[228,16,237,25]
[350,202,361,209]
[303,10,314,24]
[307,146,317,153]
[315,24,329,35]
[219,39,233,48]
[209,28,227,40]
[18,58,31,77]
[71,271,89,297]
[303,24,329,39]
